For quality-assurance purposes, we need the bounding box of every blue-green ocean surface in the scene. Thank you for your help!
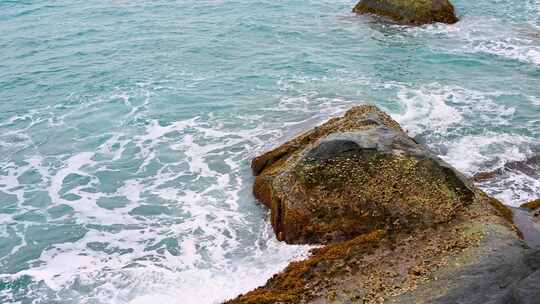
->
[0,0,539,303]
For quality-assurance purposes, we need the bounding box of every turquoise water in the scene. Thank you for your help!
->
[0,0,539,303]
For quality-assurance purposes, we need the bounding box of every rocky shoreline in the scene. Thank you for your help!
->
[225,105,540,304]
[224,2,539,303]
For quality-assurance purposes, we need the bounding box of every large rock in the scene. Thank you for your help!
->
[252,105,474,244]
[226,105,537,304]
[353,0,459,25]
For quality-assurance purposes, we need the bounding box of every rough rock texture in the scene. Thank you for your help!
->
[353,0,459,25]
[225,105,540,304]
[223,106,540,304]
[252,105,474,244]
[510,269,540,304]
[226,190,538,304]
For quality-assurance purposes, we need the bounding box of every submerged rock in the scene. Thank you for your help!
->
[353,0,459,25]
[252,105,474,244]
[472,154,540,182]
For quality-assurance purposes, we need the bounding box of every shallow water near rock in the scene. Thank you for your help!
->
[0,0,538,303]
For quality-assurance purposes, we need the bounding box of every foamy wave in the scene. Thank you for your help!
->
[0,85,319,304]
[407,16,540,65]
[441,133,532,175]
[392,84,463,136]
[390,82,538,207]
[481,170,540,206]
[471,38,540,65]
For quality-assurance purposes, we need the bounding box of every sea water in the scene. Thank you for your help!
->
[0,0,538,303]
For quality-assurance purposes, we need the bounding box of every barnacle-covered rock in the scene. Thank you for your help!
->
[252,105,473,244]
[224,105,538,304]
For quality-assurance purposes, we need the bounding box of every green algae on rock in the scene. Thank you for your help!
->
[353,0,459,25]
[252,105,474,244]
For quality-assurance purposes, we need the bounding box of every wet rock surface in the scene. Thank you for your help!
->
[226,106,538,304]
[353,0,459,26]
[509,269,540,304]
[471,154,540,182]
[513,198,540,250]
[513,207,540,249]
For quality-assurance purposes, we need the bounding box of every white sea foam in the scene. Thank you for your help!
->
[487,172,540,206]
[0,214,12,237]
[471,38,540,65]
[0,86,319,304]
[389,81,539,208]
[392,84,463,136]
[407,16,540,65]
[441,133,532,175]
[49,152,95,204]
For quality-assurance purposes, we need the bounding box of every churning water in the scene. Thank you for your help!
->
[0,0,539,303]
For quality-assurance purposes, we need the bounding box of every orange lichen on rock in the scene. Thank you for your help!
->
[228,105,535,304]
[226,208,494,304]
[224,230,386,304]
[484,194,515,224]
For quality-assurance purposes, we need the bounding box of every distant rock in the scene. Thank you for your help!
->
[471,170,499,182]
[353,0,459,25]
